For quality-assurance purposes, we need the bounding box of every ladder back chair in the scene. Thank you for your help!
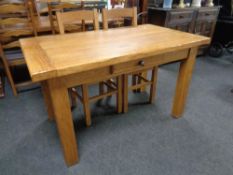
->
[27,0,53,34]
[0,3,37,96]
[56,9,122,127]
[56,8,98,34]
[102,7,158,113]
[48,1,84,34]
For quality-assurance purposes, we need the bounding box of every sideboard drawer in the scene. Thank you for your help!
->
[112,49,189,75]
[167,11,194,25]
[196,9,219,21]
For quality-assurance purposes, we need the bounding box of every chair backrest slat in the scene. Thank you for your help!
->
[0,18,29,26]
[48,1,84,33]
[50,2,84,10]
[0,4,27,14]
[0,3,36,50]
[102,7,137,30]
[56,9,99,34]
[0,0,24,5]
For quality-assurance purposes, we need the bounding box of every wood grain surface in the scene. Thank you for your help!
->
[20,24,210,82]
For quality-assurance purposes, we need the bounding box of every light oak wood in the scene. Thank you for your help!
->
[47,78,79,166]
[122,66,158,112]
[149,67,158,104]
[20,25,210,82]
[20,24,210,166]
[81,84,91,127]
[48,1,84,33]
[123,74,128,113]
[0,2,37,96]
[89,89,117,102]
[0,45,17,96]
[0,4,27,14]
[56,7,120,129]
[41,81,55,120]
[172,47,198,118]
[0,0,24,5]
[56,9,99,34]
[116,76,122,113]
[111,49,189,75]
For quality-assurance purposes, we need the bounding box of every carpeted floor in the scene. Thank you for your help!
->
[0,54,233,175]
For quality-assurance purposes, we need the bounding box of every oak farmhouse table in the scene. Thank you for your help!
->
[20,24,210,166]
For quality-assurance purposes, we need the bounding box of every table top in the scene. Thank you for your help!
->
[20,24,210,82]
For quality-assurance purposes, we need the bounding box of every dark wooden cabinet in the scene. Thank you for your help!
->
[148,6,220,38]
[194,7,220,38]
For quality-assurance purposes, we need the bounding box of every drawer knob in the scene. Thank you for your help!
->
[138,60,145,66]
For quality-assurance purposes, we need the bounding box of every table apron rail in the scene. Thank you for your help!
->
[54,48,190,88]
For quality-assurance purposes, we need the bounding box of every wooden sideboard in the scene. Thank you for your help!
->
[148,6,220,38]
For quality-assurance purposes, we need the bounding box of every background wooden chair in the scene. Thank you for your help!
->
[102,7,137,29]
[102,7,158,113]
[0,3,37,96]
[56,9,122,127]
[27,0,53,34]
[137,11,148,24]
[48,1,84,34]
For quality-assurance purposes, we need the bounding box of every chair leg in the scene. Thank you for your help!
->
[149,67,158,104]
[116,76,122,113]
[69,88,77,109]
[3,63,17,96]
[99,82,104,95]
[106,79,112,93]
[138,71,148,92]
[123,74,128,113]
[132,74,137,93]
[81,84,91,127]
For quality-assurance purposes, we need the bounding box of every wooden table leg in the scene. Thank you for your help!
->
[47,79,79,166]
[117,76,123,113]
[132,74,137,93]
[81,84,91,127]
[123,74,128,113]
[149,66,158,104]
[172,47,198,118]
[41,81,55,121]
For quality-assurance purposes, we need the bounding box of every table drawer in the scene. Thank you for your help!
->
[111,49,189,75]
[166,11,194,25]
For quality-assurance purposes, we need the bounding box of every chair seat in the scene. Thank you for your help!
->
[5,49,25,66]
